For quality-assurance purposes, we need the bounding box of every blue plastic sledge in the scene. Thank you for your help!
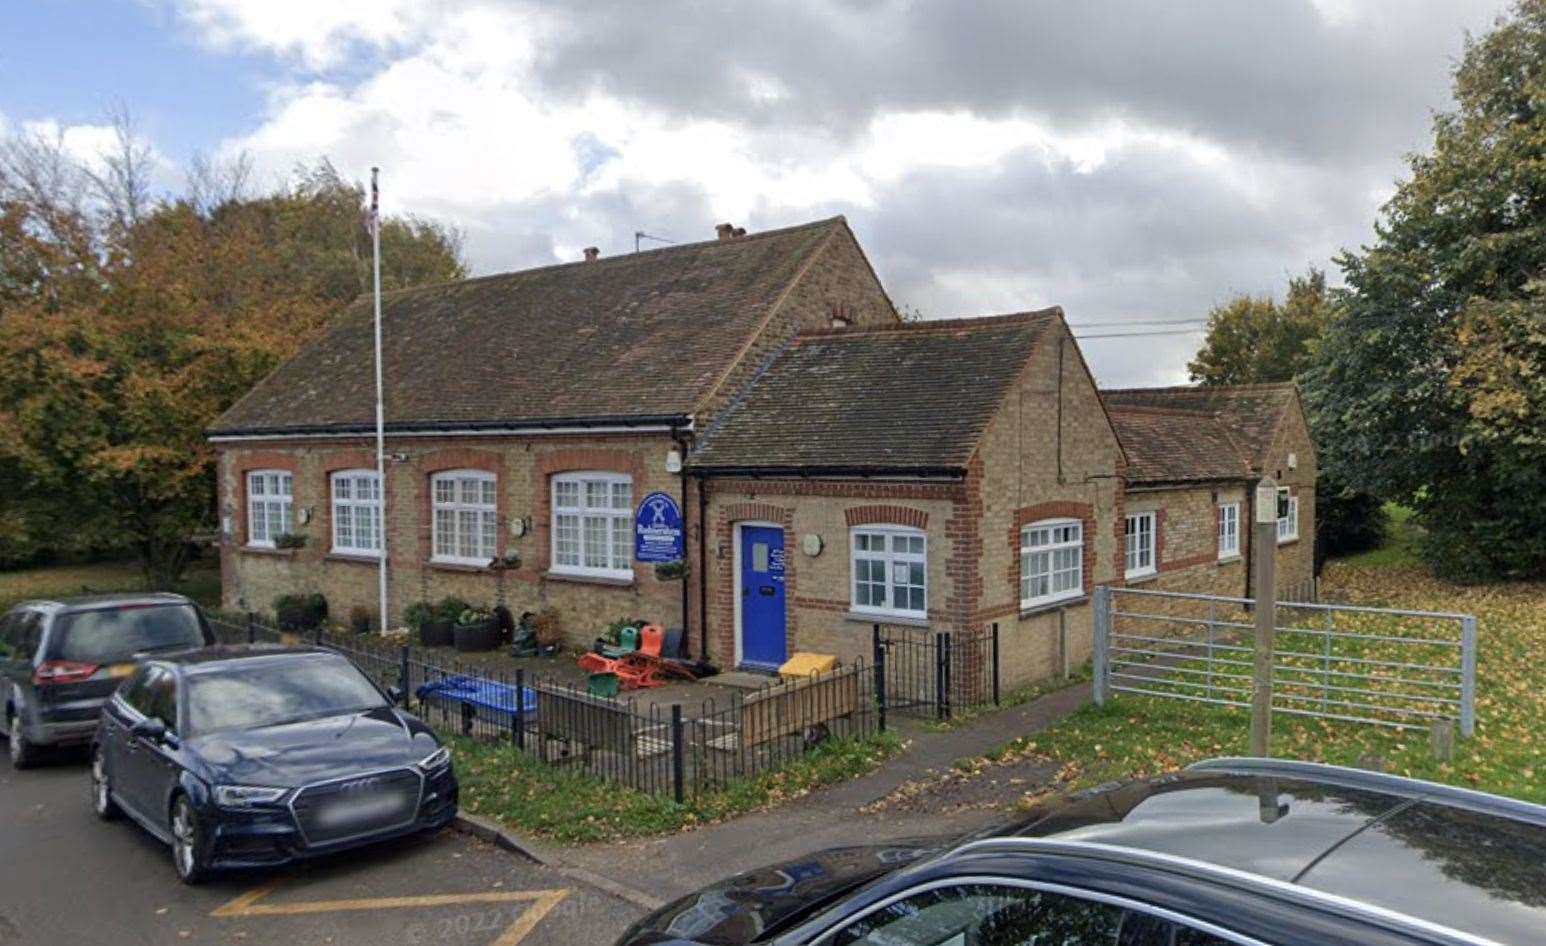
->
[416,675,537,721]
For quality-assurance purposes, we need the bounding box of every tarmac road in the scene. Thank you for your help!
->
[0,744,644,946]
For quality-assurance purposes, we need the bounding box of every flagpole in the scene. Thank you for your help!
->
[371,167,389,634]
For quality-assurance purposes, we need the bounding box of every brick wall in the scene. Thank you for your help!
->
[972,320,1125,687]
[1257,395,1318,594]
[217,432,687,649]
[702,477,962,668]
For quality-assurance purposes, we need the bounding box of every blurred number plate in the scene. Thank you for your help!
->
[316,793,408,827]
[107,664,136,678]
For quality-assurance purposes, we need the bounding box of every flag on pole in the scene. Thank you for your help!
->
[370,167,389,634]
[366,168,380,237]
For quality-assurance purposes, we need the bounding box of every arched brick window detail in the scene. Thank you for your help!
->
[420,448,505,567]
[1007,501,1096,602]
[232,452,300,547]
[531,448,643,574]
[844,505,928,530]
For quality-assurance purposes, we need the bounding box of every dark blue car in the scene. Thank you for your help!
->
[89,645,458,884]
[618,759,1546,945]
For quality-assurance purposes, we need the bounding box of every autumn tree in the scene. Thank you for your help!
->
[1187,268,1386,558]
[0,126,465,584]
[1305,0,1546,581]
[1188,268,1334,385]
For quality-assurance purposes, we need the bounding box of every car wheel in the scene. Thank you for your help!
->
[170,796,211,885]
[90,745,121,820]
[6,712,38,769]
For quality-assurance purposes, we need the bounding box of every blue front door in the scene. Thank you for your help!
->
[739,526,787,670]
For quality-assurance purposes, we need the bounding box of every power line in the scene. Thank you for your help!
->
[1073,328,1208,340]
[1067,317,1209,328]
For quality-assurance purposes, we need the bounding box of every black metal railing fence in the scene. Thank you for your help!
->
[872,623,1000,721]
[207,612,878,803]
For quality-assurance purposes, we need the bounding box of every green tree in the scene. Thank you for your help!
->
[1187,268,1385,558]
[1187,268,1333,385]
[1305,0,1546,581]
[0,128,465,586]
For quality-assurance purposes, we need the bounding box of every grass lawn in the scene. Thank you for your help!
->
[449,730,902,843]
[0,558,222,613]
[1339,503,1421,569]
[987,549,1546,806]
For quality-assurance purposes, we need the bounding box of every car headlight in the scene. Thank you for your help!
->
[415,746,451,773]
[213,784,289,809]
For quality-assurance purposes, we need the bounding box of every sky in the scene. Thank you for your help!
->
[0,0,1514,385]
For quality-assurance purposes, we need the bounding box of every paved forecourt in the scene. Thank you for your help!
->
[0,747,643,946]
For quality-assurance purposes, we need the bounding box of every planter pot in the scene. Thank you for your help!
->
[419,619,454,648]
[454,620,500,652]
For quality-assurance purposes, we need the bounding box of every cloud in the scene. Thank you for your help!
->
[160,0,1509,384]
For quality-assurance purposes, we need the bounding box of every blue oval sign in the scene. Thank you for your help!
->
[634,492,684,563]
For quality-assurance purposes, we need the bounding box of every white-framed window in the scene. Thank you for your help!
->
[330,469,382,556]
[1218,502,1240,559]
[1125,512,1156,578]
[1020,519,1084,608]
[851,526,927,618]
[551,472,632,579]
[431,470,497,566]
[1277,487,1299,543]
[246,470,293,548]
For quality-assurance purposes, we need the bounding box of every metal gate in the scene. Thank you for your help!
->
[1092,586,1476,737]
[871,624,999,721]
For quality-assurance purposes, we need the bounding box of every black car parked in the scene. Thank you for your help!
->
[1,593,214,768]
[618,758,1546,946]
[90,645,458,883]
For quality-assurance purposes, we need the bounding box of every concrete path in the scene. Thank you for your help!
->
[552,680,1093,904]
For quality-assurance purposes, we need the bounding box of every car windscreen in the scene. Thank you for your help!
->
[185,656,388,735]
[51,604,207,664]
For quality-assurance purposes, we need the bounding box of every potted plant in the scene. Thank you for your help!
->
[489,552,522,571]
[654,559,687,580]
[274,593,328,633]
[453,605,500,652]
[418,596,466,648]
[531,609,563,656]
[274,532,307,550]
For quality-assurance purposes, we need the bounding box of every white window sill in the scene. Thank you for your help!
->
[845,609,929,628]
[1217,553,1242,564]
[240,545,296,558]
[543,570,635,588]
[1019,593,1087,619]
[428,558,493,574]
[326,551,382,563]
[1278,536,1300,546]
[1125,569,1159,585]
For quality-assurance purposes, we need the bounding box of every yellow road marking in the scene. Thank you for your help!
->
[212,877,569,945]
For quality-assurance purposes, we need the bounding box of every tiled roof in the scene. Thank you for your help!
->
[209,218,847,435]
[1100,383,1297,472]
[1104,405,1252,484]
[689,310,1059,473]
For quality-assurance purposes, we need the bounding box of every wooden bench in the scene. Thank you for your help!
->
[531,684,671,760]
[706,666,861,752]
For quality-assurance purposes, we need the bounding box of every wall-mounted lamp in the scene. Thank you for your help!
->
[509,517,530,538]
[665,449,683,473]
[299,507,314,526]
[801,533,824,557]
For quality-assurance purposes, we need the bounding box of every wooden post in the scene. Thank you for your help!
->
[1250,476,1279,758]
[1430,719,1456,762]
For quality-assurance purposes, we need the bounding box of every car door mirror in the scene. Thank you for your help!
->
[130,717,167,743]
[386,685,404,704]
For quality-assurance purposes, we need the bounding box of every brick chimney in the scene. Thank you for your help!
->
[715,222,735,241]
[583,247,599,262]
